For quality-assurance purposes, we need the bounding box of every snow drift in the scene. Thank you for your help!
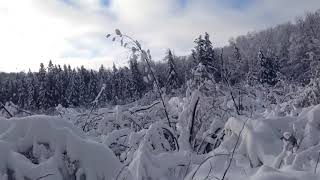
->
[0,115,121,180]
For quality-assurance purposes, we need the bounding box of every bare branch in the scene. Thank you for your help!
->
[107,31,172,128]
[129,101,160,114]
[189,97,200,146]
[191,153,229,179]
[221,119,248,180]
[35,173,55,180]
[315,151,320,174]
[0,102,13,118]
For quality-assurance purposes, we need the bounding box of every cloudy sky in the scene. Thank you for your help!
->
[0,0,319,72]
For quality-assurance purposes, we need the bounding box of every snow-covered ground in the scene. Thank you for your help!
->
[1,87,320,180]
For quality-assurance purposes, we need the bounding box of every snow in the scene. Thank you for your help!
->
[250,165,319,180]
[4,82,320,180]
[0,115,121,180]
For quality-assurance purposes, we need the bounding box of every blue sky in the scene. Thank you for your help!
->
[0,0,319,72]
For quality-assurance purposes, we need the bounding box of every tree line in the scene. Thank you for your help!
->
[0,10,320,110]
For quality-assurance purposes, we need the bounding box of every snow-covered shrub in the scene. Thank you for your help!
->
[126,122,198,180]
[0,115,121,180]
[223,117,283,168]
[296,78,320,107]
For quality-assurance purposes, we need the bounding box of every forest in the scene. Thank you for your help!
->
[0,9,320,180]
[1,10,319,111]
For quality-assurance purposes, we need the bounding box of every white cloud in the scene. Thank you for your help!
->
[0,0,319,72]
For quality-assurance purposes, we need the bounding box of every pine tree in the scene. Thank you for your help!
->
[38,63,47,109]
[192,33,219,83]
[129,52,145,99]
[88,70,99,103]
[26,70,38,109]
[258,50,280,86]
[78,66,90,106]
[165,49,180,93]
[57,65,70,107]
[46,60,57,108]
[111,63,119,104]
[66,69,81,107]
[97,65,109,104]
[16,73,28,108]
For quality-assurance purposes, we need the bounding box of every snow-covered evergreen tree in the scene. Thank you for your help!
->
[66,69,81,107]
[38,62,47,109]
[258,50,280,86]
[129,52,145,99]
[26,70,38,109]
[165,49,180,93]
[191,33,221,86]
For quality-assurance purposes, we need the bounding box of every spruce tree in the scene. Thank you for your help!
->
[46,60,57,108]
[129,52,145,99]
[88,70,99,103]
[192,33,218,83]
[111,63,119,104]
[258,50,280,86]
[165,49,180,93]
[67,69,81,107]
[26,70,37,109]
[38,63,47,109]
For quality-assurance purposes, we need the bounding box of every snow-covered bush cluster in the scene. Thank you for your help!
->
[0,115,121,180]
[2,69,320,180]
[28,80,318,180]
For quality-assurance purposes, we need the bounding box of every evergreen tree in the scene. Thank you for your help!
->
[46,60,57,108]
[129,52,145,98]
[97,65,109,104]
[16,73,28,108]
[26,70,38,109]
[66,69,81,107]
[58,65,70,107]
[38,63,47,109]
[192,33,219,82]
[88,70,99,103]
[258,50,280,86]
[78,66,91,106]
[111,64,119,104]
[165,49,180,93]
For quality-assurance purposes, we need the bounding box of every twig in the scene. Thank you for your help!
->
[196,133,214,154]
[162,127,180,151]
[127,117,142,130]
[315,151,320,174]
[221,119,248,180]
[8,102,33,115]
[35,173,55,180]
[115,146,136,180]
[107,31,172,127]
[115,163,130,180]
[183,159,192,180]
[81,84,106,132]
[191,153,229,179]
[142,50,172,127]
[192,156,215,180]
[189,97,200,145]
[0,102,13,118]
[230,91,240,115]
[204,162,213,180]
[129,101,160,114]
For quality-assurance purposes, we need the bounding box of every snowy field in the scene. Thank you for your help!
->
[1,85,320,180]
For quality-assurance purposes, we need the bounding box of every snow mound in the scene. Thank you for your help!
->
[250,165,319,180]
[0,115,121,180]
[223,117,282,167]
